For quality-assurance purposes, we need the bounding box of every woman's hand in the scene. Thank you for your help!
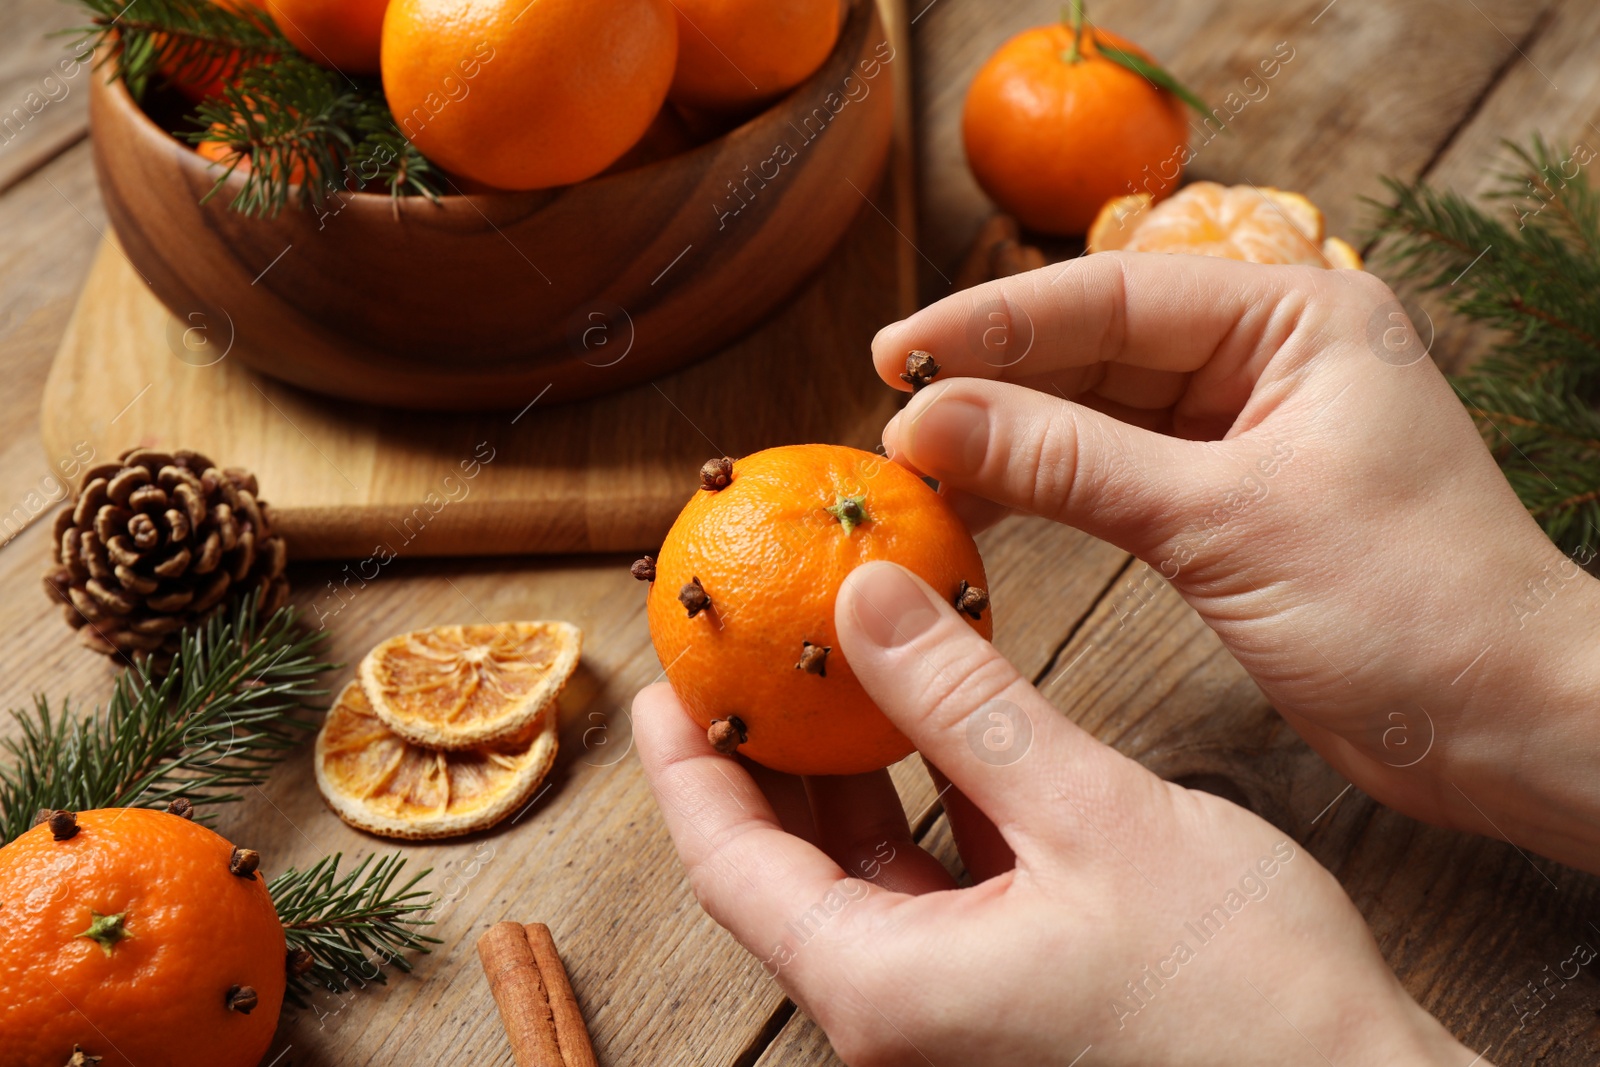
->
[873,252,1600,875]
[635,561,1474,1066]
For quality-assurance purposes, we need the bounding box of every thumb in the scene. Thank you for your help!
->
[885,378,1240,557]
[835,560,1132,851]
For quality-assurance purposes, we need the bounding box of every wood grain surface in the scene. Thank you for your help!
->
[3,1,1599,1065]
[0,0,90,194]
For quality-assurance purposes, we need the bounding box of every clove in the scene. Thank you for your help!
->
[955,580,990,620]
[708,716,748,755]
[678,577,711,618]
[47,810,79,841]
[700,457,734,491]
[796,642,831,677]
[229,847,261,878]
[900,350,941,391]
[226,985,259,1014]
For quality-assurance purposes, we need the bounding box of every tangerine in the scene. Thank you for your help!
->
[962,11,1190,235]
[1087,182,1363,268]
[666,0,840,113]
[0,808,286,1067]
[266,0,390,73]
[645,445,992,776]
[380,0,678,190]
[157,0,267,101]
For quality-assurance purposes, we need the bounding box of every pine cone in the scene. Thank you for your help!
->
[41,448,289,666]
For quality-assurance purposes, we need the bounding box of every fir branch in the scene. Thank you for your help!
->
[66,0,443,216]
[345,90,443,203]
[186,67,444,215]
[1454,367,1600,551]
[1485,136,1600,258]
[1367,149,1600,379]
[1370,135,1600,555]
[271,852,441,1006]
[189,57,357,217]
[70,0,289,101]
[0,595,332,845]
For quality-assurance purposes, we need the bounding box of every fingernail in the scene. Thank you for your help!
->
[881,410,903,451]
[905,396,988,478]
[849,563,942,648]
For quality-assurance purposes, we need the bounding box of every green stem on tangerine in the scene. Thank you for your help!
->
[78,910,132,957]
[826,494,869,534]
[1063,0,1088,62]
[1055,0,1210,114]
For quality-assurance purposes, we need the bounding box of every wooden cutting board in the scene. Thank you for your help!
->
[39,0,914,561]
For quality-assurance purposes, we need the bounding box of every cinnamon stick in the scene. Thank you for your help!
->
[524,924,600,1067]
[478,922,600,1067]
[953,213,1050,292]
[953,214,1022,290]
[992,238,1047,279]
[478,922,565,1067]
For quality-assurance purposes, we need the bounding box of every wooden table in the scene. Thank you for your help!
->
[3,0,1599,1063]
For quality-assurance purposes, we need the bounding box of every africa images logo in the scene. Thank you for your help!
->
[1109,840,1298,1029]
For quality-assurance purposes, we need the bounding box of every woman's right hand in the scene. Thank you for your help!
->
[874,252,1600,875]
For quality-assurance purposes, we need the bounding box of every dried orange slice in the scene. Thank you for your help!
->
[314,681,559,840]
[1087,182,1362,268]
[358,622,582,750]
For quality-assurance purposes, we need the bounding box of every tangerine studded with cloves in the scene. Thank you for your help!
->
[646,444,992,776]
[0,808,286,1067]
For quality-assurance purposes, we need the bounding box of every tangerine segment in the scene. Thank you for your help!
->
[647,444,991,776]
[359,621,581,750]
[1321,236,1363,269]
[380,0,678,190]
[315,681,559,840]
[1084,192,1152,252]
[1087,182,1363,268]
[0,809,285,1067]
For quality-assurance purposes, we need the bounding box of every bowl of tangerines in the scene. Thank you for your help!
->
[86,0,894,408]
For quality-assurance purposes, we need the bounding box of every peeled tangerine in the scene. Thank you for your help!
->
[1087,181,1363,268]
[642,444,992,776]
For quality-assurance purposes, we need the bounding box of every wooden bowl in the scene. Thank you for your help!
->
[89,0,894,409]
